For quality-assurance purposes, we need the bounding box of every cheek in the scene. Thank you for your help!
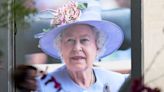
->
[86,45,98,61]
[60,44,71,60]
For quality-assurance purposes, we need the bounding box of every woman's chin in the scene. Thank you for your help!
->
[70,65,88,72]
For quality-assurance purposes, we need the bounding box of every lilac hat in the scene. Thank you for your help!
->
[37,0,124,60]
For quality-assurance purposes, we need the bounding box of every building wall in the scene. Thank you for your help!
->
[143,0,164,91]
[0,28,8,92]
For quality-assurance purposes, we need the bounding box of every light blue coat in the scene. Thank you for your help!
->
[37,65,127,92]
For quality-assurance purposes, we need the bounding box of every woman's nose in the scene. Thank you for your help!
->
[73,41,82,51]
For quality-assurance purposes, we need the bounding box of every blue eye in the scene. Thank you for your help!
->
[67,39,75,44]
[81,38,89,44]
[82,39,89,41]
[67,39,73,42]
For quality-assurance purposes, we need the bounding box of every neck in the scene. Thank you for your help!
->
[67,68,95,88]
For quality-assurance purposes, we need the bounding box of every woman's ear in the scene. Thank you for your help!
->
[97,47,99,50]
[96,47,100,56]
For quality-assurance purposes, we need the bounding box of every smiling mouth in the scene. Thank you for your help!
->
[71,56,86,60]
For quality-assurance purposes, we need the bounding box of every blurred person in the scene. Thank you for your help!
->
[11,65,38,92]
[35,0,128,92]
[25,52,48,64]
[115,0,131,8]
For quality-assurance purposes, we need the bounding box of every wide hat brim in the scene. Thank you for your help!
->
[39,20,124,60]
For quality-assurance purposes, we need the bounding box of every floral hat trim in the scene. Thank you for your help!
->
[50,1,86,26]
[35,0,87,39]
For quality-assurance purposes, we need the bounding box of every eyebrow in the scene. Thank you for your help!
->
[63,34,94,39]
[80,34,92,38]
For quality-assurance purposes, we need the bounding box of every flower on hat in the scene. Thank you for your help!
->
[38,0,87,27]
[50,1,81,26]
[34,0,87,39]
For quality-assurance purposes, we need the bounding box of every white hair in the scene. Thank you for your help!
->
[54,24,107,61]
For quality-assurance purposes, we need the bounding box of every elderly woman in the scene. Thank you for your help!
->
[37,0,127,92]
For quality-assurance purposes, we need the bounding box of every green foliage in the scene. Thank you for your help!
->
[78,3,87,10]
[43,28,51,32]
[0,0,36,27]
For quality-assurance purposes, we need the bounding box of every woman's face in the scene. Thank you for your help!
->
[60,24,98,71]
